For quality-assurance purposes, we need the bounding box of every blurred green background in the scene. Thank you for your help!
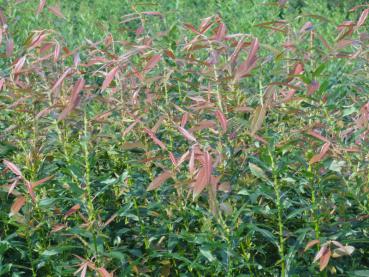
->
[1,0,367,48]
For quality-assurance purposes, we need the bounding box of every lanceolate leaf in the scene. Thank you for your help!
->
[215,110,227,132]
[178,126,197,142]
[235,38,259,80]
[36,0,46,15]
[143,54,161,73]
[147,170,172,191]
[357,8,369,27]
[51,67,72,93]
[101,66,118,92]
[58,78,85,120]
[10,196,26,215]
[3,160,22,176]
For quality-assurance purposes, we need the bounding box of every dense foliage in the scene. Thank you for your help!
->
[1,1,369,276]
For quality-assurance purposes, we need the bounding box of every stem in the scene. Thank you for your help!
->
[269,149,285,277]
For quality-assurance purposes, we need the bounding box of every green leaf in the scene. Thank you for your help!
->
[200,248,216,262]
[249,163,270,182]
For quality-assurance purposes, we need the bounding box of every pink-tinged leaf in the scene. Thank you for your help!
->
[0,78,5,91]
[143,54,161,73]
[36,0,46,15]
[300,21,313,33]
[178,126,197,142]
[180,112,188,128]
[293,62,304,75]
[307,130,330,143]
[8,177,21,196]
[3,160,22,176]
[319,248,331,271]
[279,0,288,5]
[204,151,212,183]
[31,175,54,188]
[193,167,208,197]
[309,142,330,164]
[29,32,48,50]
[313,245,328,263]
[64,204,80,219]
[25,181,36,202]
[122,120,139,137]
[235,38,259,80]
[147,170,172,191]
[97,267,112,277]
[176,151,189,167]
[73,52,80,67]
[169,152,177,166]
[143,128,167,150]
[357,8,369,27]
[304,240,320,251]
[215,110,227,132]
[307,80,320,95]
[215,23,226,41]
[6,38,14,57]
[10,196,26,215]
[51,67,72,93]
[189,148,195,174]
[13,56,26,75]
[48,5,65,19]
[184,23,202,35]
[51,224,67,233]
[53,42,61,62]
[101,66,118,92]
[58,78,85,120]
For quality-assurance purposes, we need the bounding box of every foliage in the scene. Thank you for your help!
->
[1,0,369,276]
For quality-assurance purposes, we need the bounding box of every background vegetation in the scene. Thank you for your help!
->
[1,0,369,276]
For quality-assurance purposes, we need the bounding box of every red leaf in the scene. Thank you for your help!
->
[64,204,80,219]
[54,42,61,62]
[51,67,72,93]
[58,78,85,120]
[193,167,208,197]
[13,56,26,75]
[235,38,259,80]
[8,177,21,196]
[307,80,320,95]
[169,152,177,166]
[25,181,36,202]
[10,196,26,215]
[306,130,330,143]
[31,175,54,188]
[313,245,328,263]
[101,66,118,92]
[147,171,172,191]
[97,267,112,277]
[304,240,320,251]
[309,142,330,164]
[215,110,227,132]
[51,224,67,233]
[3,160,22,176]
[357,8,369,27]
[48,5,65,19]
[36,0,46,15]
[144,128,167,150]
[143,54,161,73]
[215,23,227,41]
[189,148,195,174]
[178,126,197,142]
[0,78,4,91]
[180,112,188,128]
[319,248,331,271]
[6,38,14,57]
